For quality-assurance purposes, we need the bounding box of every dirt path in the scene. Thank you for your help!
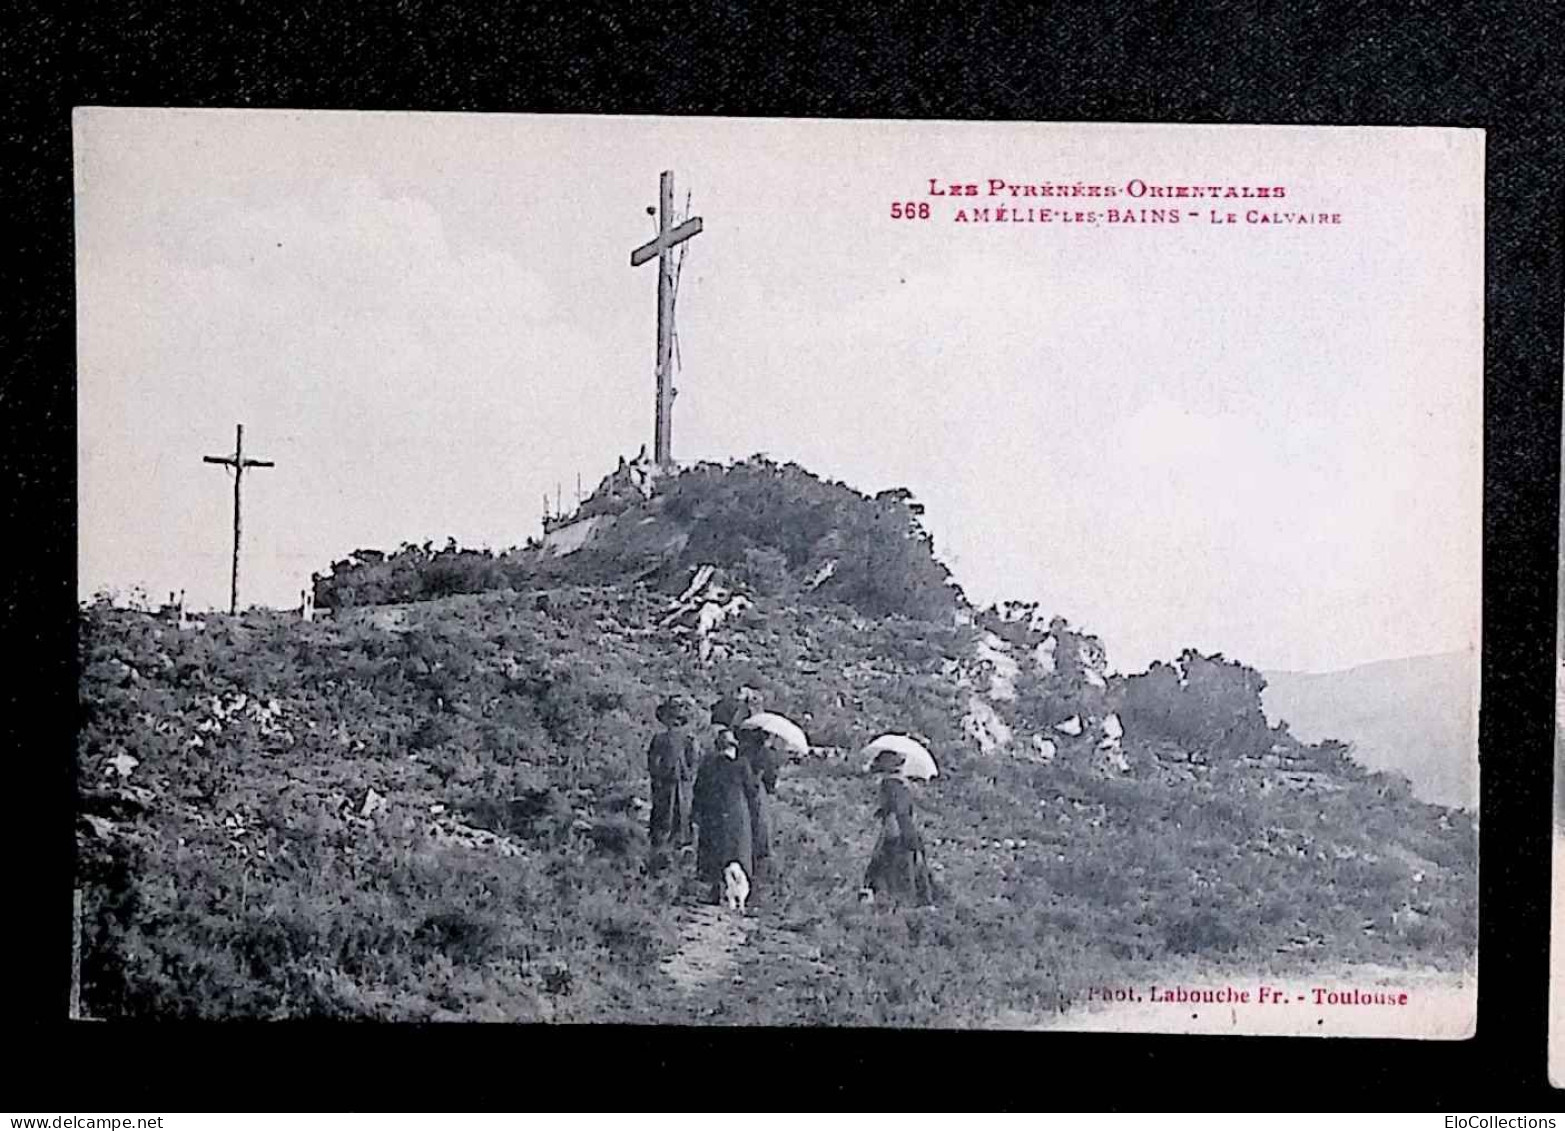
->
[746,917,838,979]
[657,900,840,1003]
[658,903,753,991]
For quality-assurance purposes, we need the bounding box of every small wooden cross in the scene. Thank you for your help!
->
[202,423,274,614]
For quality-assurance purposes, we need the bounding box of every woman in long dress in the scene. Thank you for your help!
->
[735,726,780,882]
[692,727,758,904]
[864,774,936,906]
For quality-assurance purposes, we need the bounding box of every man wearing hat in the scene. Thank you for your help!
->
[647,696,699,866]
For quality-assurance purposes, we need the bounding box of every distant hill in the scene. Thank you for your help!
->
[1263,651,1478,809]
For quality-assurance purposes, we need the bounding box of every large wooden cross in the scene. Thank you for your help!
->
[202,423,274,614]
[630,170,703,468]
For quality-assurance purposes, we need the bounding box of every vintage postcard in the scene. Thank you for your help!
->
[74,110,1480,1034]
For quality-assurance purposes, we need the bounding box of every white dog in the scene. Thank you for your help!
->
[722,861,750,912]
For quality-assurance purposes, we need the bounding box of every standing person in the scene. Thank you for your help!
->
[709,693,747,730]
[863,774,936,907]
[735,725,778,886]
[712,689,777,795]
[718,689,780,890]
[736,723,783,794]
[647,697,698,867]
[692,727,757,904]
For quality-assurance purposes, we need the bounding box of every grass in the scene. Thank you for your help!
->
[75,583,1476,1025]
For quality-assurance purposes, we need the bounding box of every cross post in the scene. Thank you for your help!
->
[630,170,703,468]
[203,423,275,614]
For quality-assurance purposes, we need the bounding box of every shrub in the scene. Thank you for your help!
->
[583,814,644,858]
[1120,650,1271,761]
[1164,909,1246,955]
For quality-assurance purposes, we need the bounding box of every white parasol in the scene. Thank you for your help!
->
[737,711,810,756]
[861,733,939,781]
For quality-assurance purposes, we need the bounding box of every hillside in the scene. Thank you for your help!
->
[1262,652,1478,810]
[77,458,1476,1024]
[77,559,1476,1023]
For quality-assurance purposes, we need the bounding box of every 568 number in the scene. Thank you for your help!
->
[890,201,931,219]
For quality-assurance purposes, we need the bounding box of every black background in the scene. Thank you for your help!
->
[7,1,1563,1110]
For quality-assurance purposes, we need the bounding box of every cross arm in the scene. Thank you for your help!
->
[630,216,704,266]
[202,455,237,466]
[243,459,276,468]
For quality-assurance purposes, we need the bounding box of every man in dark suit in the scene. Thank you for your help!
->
[647,697,698,867]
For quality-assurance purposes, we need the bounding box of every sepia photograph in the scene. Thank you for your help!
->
[73,109,1481,1034]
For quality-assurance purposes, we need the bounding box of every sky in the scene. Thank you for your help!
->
[75,110,1483,674]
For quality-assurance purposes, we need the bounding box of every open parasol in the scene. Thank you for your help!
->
[737,711,810,757]
[861,733,939,781]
